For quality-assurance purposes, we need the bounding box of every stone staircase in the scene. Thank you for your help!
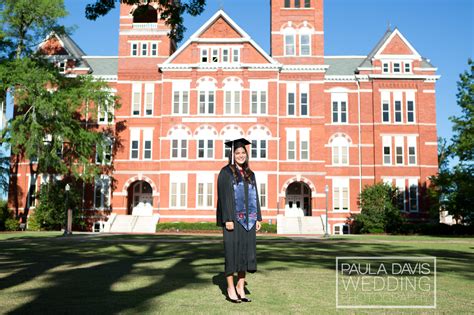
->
[276,214,326,234]
[105,214,160,233]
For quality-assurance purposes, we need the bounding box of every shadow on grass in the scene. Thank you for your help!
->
[0,235,472,313]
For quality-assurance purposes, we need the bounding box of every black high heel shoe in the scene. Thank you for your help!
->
[237,293,252,302]
[226,296,241,303]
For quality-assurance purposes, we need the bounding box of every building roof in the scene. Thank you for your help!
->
[358,28,394,68]
[325,57,366,75]
[83,57,118,76]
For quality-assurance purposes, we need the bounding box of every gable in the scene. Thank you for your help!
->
[380,34,414,55]
[39,36,68,56]
[199,17,242,39]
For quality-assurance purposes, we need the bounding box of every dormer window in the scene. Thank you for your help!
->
[222,48,229,62]
[211,48,219,62]
[383,62,389,73]
[200,49,208,62]
[56,60,66,73]
[141,43,148,56]
[232,48,240,62]
[404,62,411,73]
[393,62,401,73]
[131,43,138,56]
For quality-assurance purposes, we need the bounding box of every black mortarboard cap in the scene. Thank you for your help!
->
[225,138,251,165]
[225,138,251,149]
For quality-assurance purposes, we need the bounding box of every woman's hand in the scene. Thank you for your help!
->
[225,221,234,231]
[256,221,261,232]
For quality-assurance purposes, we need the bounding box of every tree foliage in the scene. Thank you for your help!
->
[31,180,83,230]
[429,59,474,225]
[85,0,206,42]
[0,0,119,222]
[352,182,404,233]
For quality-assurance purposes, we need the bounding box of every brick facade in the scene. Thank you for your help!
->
[10,0,439,233]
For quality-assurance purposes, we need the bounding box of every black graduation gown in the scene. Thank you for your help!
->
[216,165,262,276]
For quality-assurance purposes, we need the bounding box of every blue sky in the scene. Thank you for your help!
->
[61,0,473,143]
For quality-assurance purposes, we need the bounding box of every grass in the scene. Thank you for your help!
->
[0,232,472,314]
[156,222,277,233]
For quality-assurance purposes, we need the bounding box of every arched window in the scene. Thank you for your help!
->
[299,26,312,56]
[247,125,272,160]
[168,125,192,159]
[194,125,218,159]
[283,27,296,56]
[331,136,349,165]
[220,125,245,159]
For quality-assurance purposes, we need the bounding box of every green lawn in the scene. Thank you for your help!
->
[0,232,472,314]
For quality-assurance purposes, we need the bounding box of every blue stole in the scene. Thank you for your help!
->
[233,174,258,231]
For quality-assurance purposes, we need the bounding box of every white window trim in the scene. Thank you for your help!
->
[251,139,268,160]
[381,91,390,124]
[196,173,214,209]
[142,129,153,161]
[406,91,416,124]
[393,91,403,124]
[284,31,296,56]
[300,129,310,161]
[132,83,141,116]
[170,177,187,209]
[130,129,140,160]
[197,139,214,159]
[94,175,111,210]
[331,93,348,124]
[408,178,418,213]
[332,178,350,212]
[171,138,188,160]
[198,90,215,115]
[144,83,154,116]
[382,136,392,165]
[299,32,311,56]
[300,83,310,116]
[223,89,241,115]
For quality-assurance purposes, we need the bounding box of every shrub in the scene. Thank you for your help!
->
[156,221,277,233]
[0,200,11,231]
[352,182,404,234]
[26,214,42,231]
[33,181,82,231]
[5,217,20,231]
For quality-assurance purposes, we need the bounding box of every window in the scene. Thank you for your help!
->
[223,139,231,159]
[211,48,219,62]
[251,140,267,159]
[396,178,406,211]
[381,91,390,123]
[332,93,348,123]
[300,34,311,56]
[408,179,418,212]
[300,84,309,116]
[198,139,214,159]
[394,101,402,123]
[27,174,37,208]
[141,42,148,56]
[143,129,153,160]
[197,174,213,208]
[98,96,113,124]
[150,43,158,56]
[250,81,267,115]
[287,92,295,116]
[406,91,415,123]
[130,129,140,160]
[171,139,187,159]
[259,183,267,208]
[131,43,138,56]
[200,48,208,63]
[304,0,311,8]
[132,83,141,116]
[144,83,153,116]
[300,129,309,161]
[393,62,401,73]
[96,136,113,165]
[232,48,240,62]
[334,224,350,235]
[295,0,300,7]
[94,175,110,209]
[383,136,392,165]
[284,0,290,7]
[395,136,404,165]
[222,48,229,62]
[408,136,417,165]
[333,179,349,211]
[284,34,296,56]
[287,129,296,160]
[170,180,187,208]
[404,62,411,73]
[172,81,190,115]
[332,136,349,165]
[199,91,215,114]
[383,63,389,73]
[224,90,241,115]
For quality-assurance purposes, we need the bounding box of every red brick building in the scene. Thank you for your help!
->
[11,0,439,234]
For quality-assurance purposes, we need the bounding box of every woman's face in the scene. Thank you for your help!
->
[234,147,247,165]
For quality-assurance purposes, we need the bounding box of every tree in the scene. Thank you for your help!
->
[352,182,404,233]
[429,59,474,225]
[0,0,119,225]
[85,0,206,42]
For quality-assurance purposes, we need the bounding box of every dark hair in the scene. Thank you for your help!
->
[228,146,254,184]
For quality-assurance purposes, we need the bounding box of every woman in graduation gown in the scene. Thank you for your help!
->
[216,138,262,303]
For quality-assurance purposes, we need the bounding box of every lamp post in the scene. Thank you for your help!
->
[63,183,70,236]
[324,184,329,238]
